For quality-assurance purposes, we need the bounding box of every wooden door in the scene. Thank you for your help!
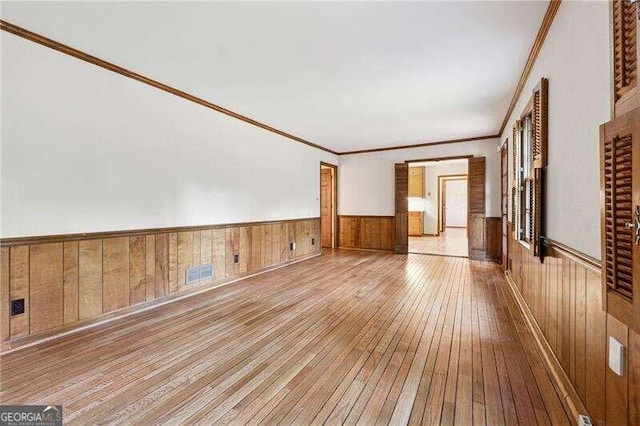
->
[468,157,486,260]
[395,163,408,254]
[321,168,333,248]
[501,144,509,269]
[600,107,640,332]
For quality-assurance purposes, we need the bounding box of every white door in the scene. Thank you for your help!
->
[445,180,467,227]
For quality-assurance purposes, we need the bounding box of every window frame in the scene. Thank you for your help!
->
[515,102,534,250]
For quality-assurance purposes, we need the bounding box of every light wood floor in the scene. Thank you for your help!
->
[0,250,570,425]
[409,227,469,257]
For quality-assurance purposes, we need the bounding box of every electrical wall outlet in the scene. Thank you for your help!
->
[578,415,592,426]
[311,238,315,245]
[609,336,624,376]
[11,299,25,316]
[234,254,239,264]
[290,242,296,251]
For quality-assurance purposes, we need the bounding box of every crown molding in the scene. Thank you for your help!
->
[498,0,562,136]
[3,0,561,158]
[0,20,338,155]
[338,134,500,155]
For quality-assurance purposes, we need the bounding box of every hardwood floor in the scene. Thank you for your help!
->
[409,227,469,257]
[0,250,570,425]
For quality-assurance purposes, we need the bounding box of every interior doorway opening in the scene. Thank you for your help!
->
[405,158,469,257]
[320,162,338,249]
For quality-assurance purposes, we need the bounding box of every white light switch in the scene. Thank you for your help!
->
[608,336,624,376]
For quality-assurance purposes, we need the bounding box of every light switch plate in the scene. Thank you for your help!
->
[609,336,624,376]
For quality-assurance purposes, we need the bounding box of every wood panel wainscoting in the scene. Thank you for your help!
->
[507,227,640,425]
[338,216,395,251]
[0,218,320,351]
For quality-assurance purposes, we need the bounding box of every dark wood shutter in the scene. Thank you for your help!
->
[394,163,408,254]
[530,168,544,258]
[613,0,637,100]
[468,157,486,260]
[612,0,639,116]
[600,107,640,332]
[512,126,518,233]
[532,78,549,169]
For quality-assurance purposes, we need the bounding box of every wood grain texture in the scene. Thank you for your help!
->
[129,236,146,305]
[338,216,395,251]
[508,232,640,425]
[485,217,502,261]
[0,248,9,343]
[63,242,79,324]
[155,234,169,298]
[395,163,409,254]
[29,243,63,334]
[79,240,102,320]
[9,246,29,337]
[145,235,156,301]
[0,251,569,424]
[1,219,320,346]
[102,238,130,313]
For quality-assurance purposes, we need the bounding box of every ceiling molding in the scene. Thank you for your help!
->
[498,0,562,136]
[338,134,500,156]
[0,20,338,155]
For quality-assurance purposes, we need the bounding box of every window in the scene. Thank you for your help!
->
[512,78,548,259]
[519,115,533,244]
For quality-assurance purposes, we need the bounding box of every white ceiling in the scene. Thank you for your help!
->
[2,1,548,153]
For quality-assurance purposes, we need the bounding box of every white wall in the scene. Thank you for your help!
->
[424,161,468,234]
[1,33,338,238]
[339,138,500,220]
[501,1,610,260]
[444,179,467,228]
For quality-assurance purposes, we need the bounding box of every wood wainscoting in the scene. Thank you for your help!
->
[485,217,502,262]
[338,216,395,251]
[0,218,320,350]
[507,230,640,425]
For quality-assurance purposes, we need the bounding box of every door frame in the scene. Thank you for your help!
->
[437,174,468,234]
[398,155,473,252]
[320,161,338,249]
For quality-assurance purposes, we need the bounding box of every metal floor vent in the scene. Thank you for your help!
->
[186,264,214,285]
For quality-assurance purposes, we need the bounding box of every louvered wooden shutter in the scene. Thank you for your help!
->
[394,163,408,254]
[600,107,639,332]
[530,168,543,258]
[511,126,517,232]
[532,78,549,169]
[468,157,486,260]
[613,0,637,101]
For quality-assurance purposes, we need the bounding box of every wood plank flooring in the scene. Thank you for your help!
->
[409,228,469,258]
[0,250,570,425]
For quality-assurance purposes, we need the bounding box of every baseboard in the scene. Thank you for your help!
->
[504,272,588,423]
[337,246,393,253]
[0,253,321,355]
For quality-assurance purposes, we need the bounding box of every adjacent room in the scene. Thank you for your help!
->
[408,159,469,257]
[1,1,639,425]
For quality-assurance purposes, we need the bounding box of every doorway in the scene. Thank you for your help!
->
[405,158,469,257]
[438,175,468,233]
[320,162,338,249]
